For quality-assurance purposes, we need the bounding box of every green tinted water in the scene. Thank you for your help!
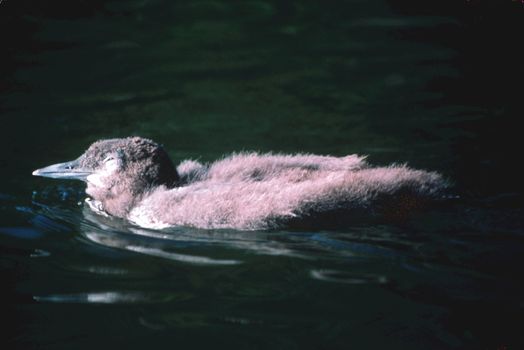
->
[2,1,523,349]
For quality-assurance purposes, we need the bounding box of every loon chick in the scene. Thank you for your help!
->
[33,137,447,230]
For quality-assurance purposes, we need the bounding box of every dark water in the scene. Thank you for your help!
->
[1,1,524,349]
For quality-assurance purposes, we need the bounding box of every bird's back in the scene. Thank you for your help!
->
[128,152,447,230]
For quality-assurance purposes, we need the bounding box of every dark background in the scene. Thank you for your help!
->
[1,1,524,349]
[2,0,524,199]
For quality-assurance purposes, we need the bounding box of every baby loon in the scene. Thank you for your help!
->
[33,137,447,230]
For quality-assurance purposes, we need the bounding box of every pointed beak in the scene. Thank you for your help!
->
[32,158,92,181]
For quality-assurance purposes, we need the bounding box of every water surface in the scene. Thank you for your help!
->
[1,1,523,349]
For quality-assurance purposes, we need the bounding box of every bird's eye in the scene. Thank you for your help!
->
[103,155,114,163]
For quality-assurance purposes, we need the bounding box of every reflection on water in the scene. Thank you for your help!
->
[310,269,388,285]
[2,179,524,349]
[2,0,524,348]
[34,291,171,304]
[23,184,524,293]
[84,232,243,265]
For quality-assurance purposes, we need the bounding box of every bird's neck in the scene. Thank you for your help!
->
[86,181,148,219]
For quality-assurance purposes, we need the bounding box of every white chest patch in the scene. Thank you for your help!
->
[128,205,171,230]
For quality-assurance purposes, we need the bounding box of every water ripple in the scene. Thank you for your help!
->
[33,291,183,304]
[310,269,388,285]
[84,231,242,265]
